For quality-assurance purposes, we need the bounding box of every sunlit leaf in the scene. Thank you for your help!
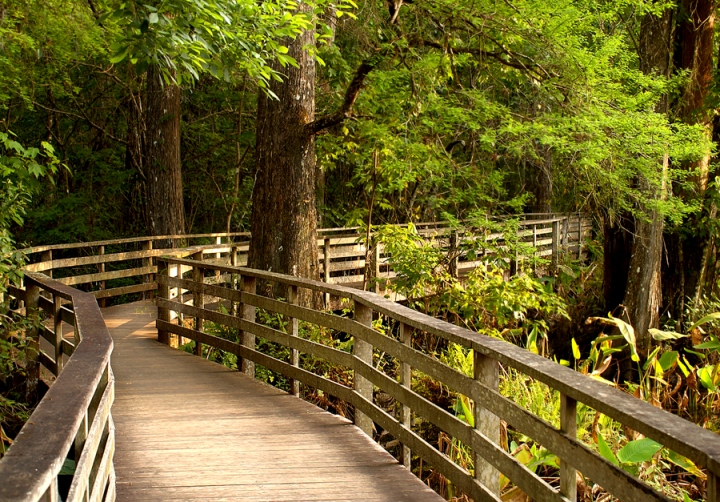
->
[617,438,662,464]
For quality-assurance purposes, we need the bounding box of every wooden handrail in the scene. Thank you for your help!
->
[155,255,720,502]
[0,273,115,502]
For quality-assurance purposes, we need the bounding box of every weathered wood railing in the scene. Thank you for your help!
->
[0,274,115,502]
[155,255,720,502]
[18,214,591,302]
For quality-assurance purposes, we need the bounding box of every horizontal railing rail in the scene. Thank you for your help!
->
[154,255,720,502]
[0,273,115,502]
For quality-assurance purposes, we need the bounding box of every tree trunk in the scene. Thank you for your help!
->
[249,16,320,304]
[664,0,715,321]
[620,8,673,353]
[144,65,185,246]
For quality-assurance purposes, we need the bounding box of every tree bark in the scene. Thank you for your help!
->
[664,0,715,321]
[249,15,320,303]
[620,8,673,353]
[144,65,185,245]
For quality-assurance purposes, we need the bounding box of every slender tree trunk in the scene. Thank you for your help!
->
[144,66,185,245]
[249,14,319,304]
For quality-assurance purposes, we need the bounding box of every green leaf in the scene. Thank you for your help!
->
[597,433,619,466]
[657,351,678,371]
[609,314,640,362]
[148,12,159,24]
[667,450,706,479]
[696,365,716,392]
[616,438,662,464]
[688,312,720,333]
[649,328,687,341]
[694,337,720,351]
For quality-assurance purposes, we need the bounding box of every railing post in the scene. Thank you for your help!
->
[562,216,569,250]
[239,275,256,376]
[353,301,373,436]
[41,250,52,278]
[192,251,204,357]
[143,240,154,300]
[560,394,578,501]
[25,280,41,404]
[54,295,63,373]
[288,285,300,397]
[400,322,412,469]
[97,245,106,308]
[450,230,459,279]
[576,212,583,259]
[323,237,331,305]
[551,220,560,270]
[373,242,381,294]
[473,350,500,495]
[230,246,239,316]
[171,261,181,346]
[216,236,222,260]
[157,258,170,345]
[708,472,719,502]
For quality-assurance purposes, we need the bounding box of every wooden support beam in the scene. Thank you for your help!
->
[353,301,374,436]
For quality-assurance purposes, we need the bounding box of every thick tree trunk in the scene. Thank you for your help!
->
[664,0,715,321]
[602,214,634,314]
[619,9,673,352]
[249,19,320,303]
[144,65,185,245]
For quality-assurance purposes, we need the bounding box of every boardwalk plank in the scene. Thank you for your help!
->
[105,301,442,502]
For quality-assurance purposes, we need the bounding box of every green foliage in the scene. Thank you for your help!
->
[376,222,569,350]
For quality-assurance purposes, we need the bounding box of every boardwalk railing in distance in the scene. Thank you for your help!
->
[0,274,115,502]
[155,255,720,502]
[18,214,592,303]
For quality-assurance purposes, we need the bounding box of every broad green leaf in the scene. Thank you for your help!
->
[649,328,687,341]
[609,314,640,362]
[148,12,159,24]
[657,351,678,371]
[597,433,619,466]
[696,366,716,392]
[617,438,662,464]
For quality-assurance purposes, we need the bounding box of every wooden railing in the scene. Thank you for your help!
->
[0,213,590,502]
[155,255,720,502]
[0,274,115,502]
[18,214,591,303]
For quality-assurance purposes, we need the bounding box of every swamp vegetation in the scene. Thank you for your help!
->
[3,0,720,500]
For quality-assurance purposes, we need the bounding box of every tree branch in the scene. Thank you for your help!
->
[306,60,378,136]
[412,37,556,80]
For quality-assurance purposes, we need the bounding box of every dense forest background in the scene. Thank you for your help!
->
[3,0,720,333]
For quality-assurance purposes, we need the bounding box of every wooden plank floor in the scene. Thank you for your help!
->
[104,301,442,501]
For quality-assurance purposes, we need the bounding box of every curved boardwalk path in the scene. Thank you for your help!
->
[104,301,441,501]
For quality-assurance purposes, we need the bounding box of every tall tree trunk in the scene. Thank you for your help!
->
[144,66,185,245]
[620,8,673,353]
[664,0,715,322]
[249,15,320,303]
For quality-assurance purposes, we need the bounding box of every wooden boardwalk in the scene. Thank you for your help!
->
[104,301,442,501]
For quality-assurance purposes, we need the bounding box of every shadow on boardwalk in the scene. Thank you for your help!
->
[104,301,441,501]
